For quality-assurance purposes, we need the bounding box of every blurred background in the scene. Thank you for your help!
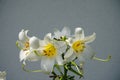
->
[0,0,120,80]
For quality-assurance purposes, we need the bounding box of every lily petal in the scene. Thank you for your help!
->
[18,29,29,42]
[41,57,55,72]
[75,27,84,39]
[56,55,63,65]
[27,51,41,61]
[66,38,73,46]
[64,53,76,63]
[78,45,95,62]
[53,27,70,39]
[55,41,67,54]
[25,30,29,39]
[44,33,52,43]
[16,40,24,49]
[18,29,25,41]
[19,50,29,63]
[64,48,74,59]
[29,36,39,49]
[84,32,96,43]
[61,27,70,37]
[54,29,61,38]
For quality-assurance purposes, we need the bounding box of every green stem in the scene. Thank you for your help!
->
[65,63,83,77]
[69,68,80,76]
[50,71,57,80]
[71,61,83,76]
[52,71,57,76]
[34,50,41,56]
[64,65,68,77]
[55,64,63,75]
[60,64,68,80]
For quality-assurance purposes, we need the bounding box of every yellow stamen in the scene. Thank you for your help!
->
[72,40,85,53]
[25,41,29,48]
[43,43,57,58]
[23,41,30,51]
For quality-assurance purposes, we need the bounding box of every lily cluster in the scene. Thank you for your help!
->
[16,27,111,80]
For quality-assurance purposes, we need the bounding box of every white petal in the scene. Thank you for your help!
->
[17,40,24,49]
[25,30,29,39]
[53,27,70,39]
[78,45,95,61]
[64,48,74,59]
[84,32,96,43]
[56,55,63,65]
[61,27,70,37]
[18,29,25,41]
[54,29,61,38]
[69,54,76,61]
[18,29,29,42]
[39,40,46,47]
[29,36,39,49]
[27,51,41,61]
[19,50,25,61]
[75,27,85,39]
[44,33,52,43]
[66,38,73,46]
[64,53,76,63]
[19,50,29,62]
[55,41,67,54]
[41,57,55,72]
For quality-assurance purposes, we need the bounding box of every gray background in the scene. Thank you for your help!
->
[0,0,120,80]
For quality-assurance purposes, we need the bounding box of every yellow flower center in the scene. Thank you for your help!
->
[23,41,30,51]
[43,43,57,58]
[72,40,85,53]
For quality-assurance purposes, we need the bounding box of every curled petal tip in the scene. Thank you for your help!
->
[75,27,83,34]
[18,29,29,42]
[93,55,111,62]
[29,36,39,49]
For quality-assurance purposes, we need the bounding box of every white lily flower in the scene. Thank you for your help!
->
[64,27,96,62]
[17,29,40,64]
[53,27,70,39]
[39,33,67,73]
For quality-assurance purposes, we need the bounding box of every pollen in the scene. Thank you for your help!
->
[72,40,85,53]
[43,43,57,58]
